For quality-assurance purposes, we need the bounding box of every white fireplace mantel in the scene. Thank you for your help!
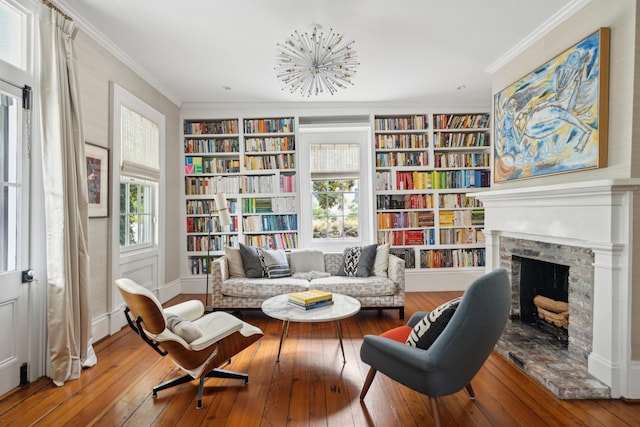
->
[473,179,640,399]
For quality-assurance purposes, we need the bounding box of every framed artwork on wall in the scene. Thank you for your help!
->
[493,27,610,182]
[86,142,109,217]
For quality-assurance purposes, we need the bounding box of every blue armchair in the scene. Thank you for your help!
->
[359,268,510,427]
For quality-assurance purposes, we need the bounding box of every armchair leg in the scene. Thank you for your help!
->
[465,382,476,400]
[360,367,377,400]
[152,373,195,397]
[205,368,249,384]
[429,396,442,427]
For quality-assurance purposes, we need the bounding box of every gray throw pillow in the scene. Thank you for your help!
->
[336,244,378,277]
[289,248,325,273]
[239,243,264,278]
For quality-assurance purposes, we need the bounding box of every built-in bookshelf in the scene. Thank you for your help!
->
[374,113,491,270]
[183,117,298,275]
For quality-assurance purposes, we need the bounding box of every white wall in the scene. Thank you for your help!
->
[74,30,181,340]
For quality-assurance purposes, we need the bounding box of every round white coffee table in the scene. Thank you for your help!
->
[261,293,361,363]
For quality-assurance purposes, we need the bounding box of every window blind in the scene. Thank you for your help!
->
[120,105,160,180]
[310,143,359,179]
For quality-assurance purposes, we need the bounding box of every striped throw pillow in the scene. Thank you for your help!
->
[259,248,291,279]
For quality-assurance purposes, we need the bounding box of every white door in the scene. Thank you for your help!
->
[0,81,30,396]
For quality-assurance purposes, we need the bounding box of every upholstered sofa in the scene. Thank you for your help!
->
[209,246,405,318]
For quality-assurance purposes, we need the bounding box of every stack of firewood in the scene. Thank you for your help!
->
[533,295,569,329]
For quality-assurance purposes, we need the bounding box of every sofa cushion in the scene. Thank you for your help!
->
[373,243,390,277]
[336,244,378,277]
[239,243,264,278]
[225,246,246,278]
[289,248,325,273]
[309,275,395,297]
[222,277,309,298]
[259,248,291,278]
[291,271,330,281]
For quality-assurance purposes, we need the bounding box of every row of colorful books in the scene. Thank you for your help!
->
[288,290,333,310]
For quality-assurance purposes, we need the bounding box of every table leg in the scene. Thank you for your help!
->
[276,320,288,362]
[336,320,346,363]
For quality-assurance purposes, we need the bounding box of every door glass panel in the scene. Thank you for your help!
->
[0,91,19,272]
[0,2,25,70]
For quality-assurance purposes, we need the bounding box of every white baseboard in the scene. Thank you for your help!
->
[626,361,640,399]
[92,312,111,342]
[156,279,181,303]
[405,269,484,292]
[180,276,208,294]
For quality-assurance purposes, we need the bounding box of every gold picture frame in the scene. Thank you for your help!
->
[493,28,610,182]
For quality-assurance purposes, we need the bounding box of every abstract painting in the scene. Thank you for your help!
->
[86,143,109,217]
[493,28,609,182]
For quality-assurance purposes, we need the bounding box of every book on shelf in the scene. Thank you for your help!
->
[288,299,335,310]
[288,289,333,305]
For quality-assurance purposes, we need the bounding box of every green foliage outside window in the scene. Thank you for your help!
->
[312,179,359,239]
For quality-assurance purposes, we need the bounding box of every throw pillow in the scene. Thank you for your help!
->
[373,243,390,277]
[336,244,378,277]
[239,243,264,278]
[258,248,292,278]
[406,297,462,349]
[380,325,413,343]
[165,313,203,343]
[289,248,325,273]
[225,246,246,278]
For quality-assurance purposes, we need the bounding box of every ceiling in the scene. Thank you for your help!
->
[56,0,576,107]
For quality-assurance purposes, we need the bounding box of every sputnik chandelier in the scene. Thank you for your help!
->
[275,25,359,97]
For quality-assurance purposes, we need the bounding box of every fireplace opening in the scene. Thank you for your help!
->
[518,257,569,345]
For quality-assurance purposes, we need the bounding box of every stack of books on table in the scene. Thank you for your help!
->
[288,290,334,310]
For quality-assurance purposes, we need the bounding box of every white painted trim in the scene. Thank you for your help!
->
[484,0,592,74]
[628,362,640,398]
[111,83,167,319]
[157,279,182,304]
[91,312,111,342]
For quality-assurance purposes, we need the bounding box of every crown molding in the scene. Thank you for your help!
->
[53,0,182,107]
[484,0,592,74]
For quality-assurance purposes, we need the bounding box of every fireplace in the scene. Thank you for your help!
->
[518,257,569,344]
[474,180,640,399]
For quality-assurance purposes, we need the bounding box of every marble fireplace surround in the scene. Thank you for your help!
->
[474,179,640,399]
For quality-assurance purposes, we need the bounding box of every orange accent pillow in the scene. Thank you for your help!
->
[380,325,412,343]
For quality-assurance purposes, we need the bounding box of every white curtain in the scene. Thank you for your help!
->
[39,7,96,386]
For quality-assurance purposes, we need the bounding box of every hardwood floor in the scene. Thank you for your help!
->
[1,291,638,426]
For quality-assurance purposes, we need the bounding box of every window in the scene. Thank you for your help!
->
[119,179,154,247]
[298,123,372,251]
[0,0,27,70]
[310,143,360,239]
[0,88,19,271]
[116,95,162,251]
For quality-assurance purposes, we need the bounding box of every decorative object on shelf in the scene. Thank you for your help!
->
[205,192,231,311]
[275,24,359,97]
[213,192,232,228]
[85,142,109,218]
[493,27,610,182]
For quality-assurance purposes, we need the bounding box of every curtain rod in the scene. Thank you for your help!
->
[42,0,72,21]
